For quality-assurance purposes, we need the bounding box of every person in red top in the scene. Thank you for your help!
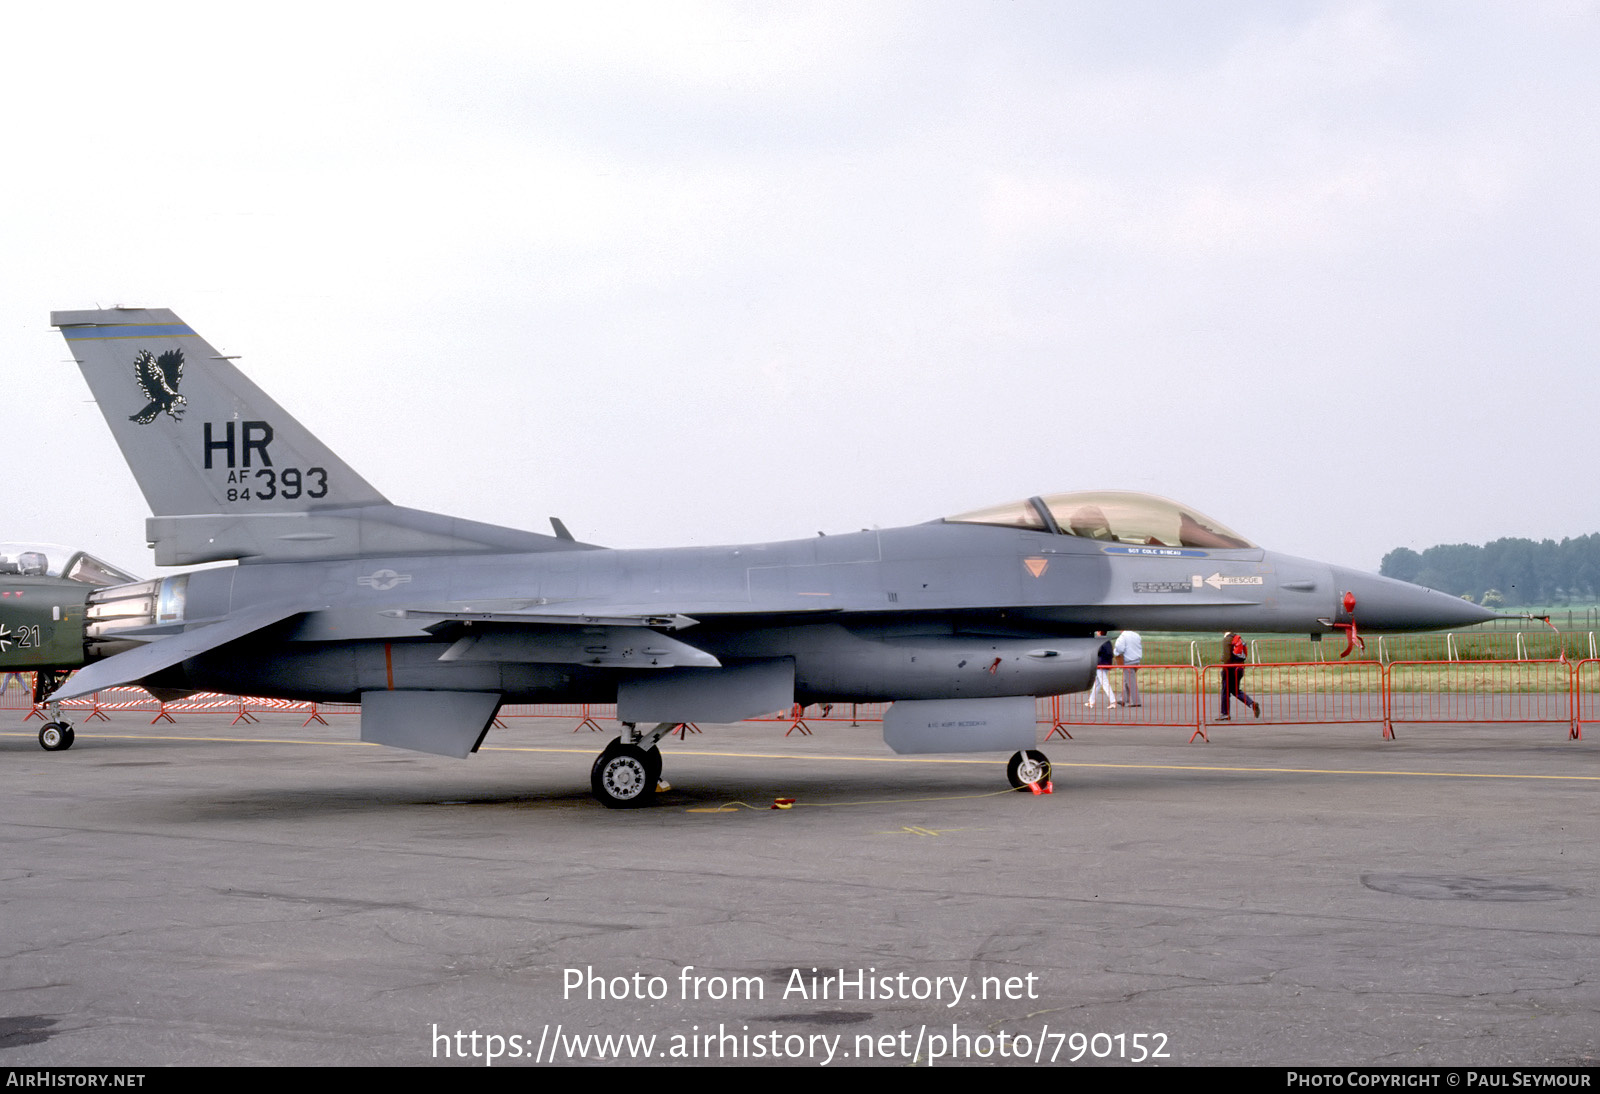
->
[1219,631,1260,720]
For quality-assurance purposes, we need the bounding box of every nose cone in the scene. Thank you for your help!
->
[1331,567,1499,631]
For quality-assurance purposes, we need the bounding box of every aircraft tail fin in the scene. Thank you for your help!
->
[53,308,581,565]
[54,308,388,517]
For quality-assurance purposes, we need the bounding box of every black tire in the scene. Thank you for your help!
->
[1006,749,1051,790]
[590,740,657,808]
[39,722,73,752]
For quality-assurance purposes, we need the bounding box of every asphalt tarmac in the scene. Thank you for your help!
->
[1,709,1594,1067]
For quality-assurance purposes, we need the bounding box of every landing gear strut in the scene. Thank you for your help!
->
[1006,749,1051,790]
[590,722,673,808]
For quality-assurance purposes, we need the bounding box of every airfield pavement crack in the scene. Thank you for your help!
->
[565,859,1600,947]
[215,886,645,935]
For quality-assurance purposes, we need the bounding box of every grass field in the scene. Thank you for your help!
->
[1143,627,1598,668]
[1115,662,1591,695]
[1127,624,1600,694]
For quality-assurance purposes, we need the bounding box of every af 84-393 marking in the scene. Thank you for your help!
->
[224,466,329,503]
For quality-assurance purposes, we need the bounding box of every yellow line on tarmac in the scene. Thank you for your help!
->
[6,732,1591,782]
[492,745,1598,782]
[491,745,1598,782]
[2,730,378,748]
[690,790,1017,812]
[1047,760,1598,782]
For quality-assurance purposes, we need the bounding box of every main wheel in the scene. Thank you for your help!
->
[1006,749,1050,790]
[39,722,74,752]
[591,740,657,808]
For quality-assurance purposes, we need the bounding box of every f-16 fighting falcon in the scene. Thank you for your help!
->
[6,308,1495,805]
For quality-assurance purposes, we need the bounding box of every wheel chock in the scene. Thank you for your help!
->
[771,798,796,810]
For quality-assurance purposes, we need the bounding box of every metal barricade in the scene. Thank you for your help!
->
[14,656,1599,747]
[497,702,615,733]
[1049,665,1202,738]
[1198,660,1387,741]
[745,702,887,737]
[1574,658,1599,741]
[0,672,34,710]
[1385,659,1578,740]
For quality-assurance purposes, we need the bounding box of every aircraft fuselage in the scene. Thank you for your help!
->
[111,520,1480,706]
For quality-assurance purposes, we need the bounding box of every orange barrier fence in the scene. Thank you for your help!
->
[1196,661,1387,742]
[10,662,1597,742]
[1386,660,1580,741]
[1574,659,1600,741]
[747,702,889,736]
[1053,664,1201,738]
[0,673,36,710]
[497,702,615,733]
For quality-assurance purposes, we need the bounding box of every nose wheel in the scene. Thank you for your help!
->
[38,722,76,751]
[1006,749,1051,790]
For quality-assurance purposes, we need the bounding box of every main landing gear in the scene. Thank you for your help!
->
[1006,749,1051,791]
[590,722,673,808]
[589,729,1050,804]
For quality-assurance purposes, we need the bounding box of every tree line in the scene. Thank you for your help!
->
[1379,535,1600,606]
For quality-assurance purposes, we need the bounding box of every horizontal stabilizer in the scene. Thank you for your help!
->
[440,627,719,669]
[51,603,314,701]
[360,690,502,758]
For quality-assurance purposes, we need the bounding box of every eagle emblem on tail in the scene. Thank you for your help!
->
[129,348,185,424]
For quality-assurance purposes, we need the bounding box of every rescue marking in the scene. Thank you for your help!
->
[1201,573,1265,589]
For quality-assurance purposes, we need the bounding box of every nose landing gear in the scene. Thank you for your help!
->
[38,721,75,751]
[1006,749,1051,791]
[33,671,76,752]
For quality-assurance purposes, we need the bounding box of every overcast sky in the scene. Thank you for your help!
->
[3,1,1595,576]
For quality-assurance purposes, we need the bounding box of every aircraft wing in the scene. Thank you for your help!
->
[51,603,316,702]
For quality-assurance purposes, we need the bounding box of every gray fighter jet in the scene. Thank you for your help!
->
[19,308,1494,804]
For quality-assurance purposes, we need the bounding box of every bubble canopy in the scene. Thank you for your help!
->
[0,542,141,586]
[944,491,1255,550]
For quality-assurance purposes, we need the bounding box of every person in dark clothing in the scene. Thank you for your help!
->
[1219,631,1260,720]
